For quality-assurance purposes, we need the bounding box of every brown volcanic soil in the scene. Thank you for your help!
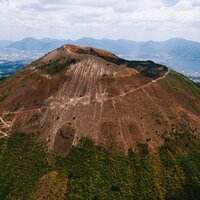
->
[0,45,200,155]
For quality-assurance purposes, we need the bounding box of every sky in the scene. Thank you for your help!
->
[0,0,200,41]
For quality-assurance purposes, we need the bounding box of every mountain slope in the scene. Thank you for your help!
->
[0,40,12,48]
[1,132,200,200]
[0,44,199,155]
[0,45,200,199]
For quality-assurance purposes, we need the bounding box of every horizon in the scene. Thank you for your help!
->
[1,36,200,43]
[0,0,200,42]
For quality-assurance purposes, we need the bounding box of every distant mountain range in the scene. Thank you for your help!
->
[0,37,200,75]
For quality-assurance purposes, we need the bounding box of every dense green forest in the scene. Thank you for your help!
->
[0,132,200,200]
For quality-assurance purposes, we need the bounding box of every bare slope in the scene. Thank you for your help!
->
[0,45,199,155]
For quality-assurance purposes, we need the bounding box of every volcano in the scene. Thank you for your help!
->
[0,45,200,156]
[1,45,200,200]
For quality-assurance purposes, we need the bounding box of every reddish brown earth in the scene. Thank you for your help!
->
[0,45,200,155]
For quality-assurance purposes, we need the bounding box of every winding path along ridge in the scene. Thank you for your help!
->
[0,68,171,138]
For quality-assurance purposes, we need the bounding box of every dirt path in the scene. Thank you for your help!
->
[0,117,11,127]
[0,117,10,138]
[104,68,171,101]
[0,68,171,134]
[0,130,7,138]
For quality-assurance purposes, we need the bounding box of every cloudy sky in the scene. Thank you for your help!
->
[0,0,200,41]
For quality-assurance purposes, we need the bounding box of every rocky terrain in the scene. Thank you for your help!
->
[0,44,200,156]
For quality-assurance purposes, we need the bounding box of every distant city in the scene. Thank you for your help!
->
[0,49,43,77]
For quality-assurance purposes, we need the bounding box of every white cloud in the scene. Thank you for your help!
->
[0,0,200,41]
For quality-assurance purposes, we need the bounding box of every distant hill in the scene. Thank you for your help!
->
[7,37,71,51]
[3,37,200,74]
[6,37,200,57]
[0,40,12,48]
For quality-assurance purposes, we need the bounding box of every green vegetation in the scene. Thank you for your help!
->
[141,62,168,78]
[165,71,200,97]
[127,61,168,78]
[0,77,7,84]
[31,171,67,200]
[159,128,200,200]
[151,112,168,127]
[37,57,77,75]
[0,133,200,200]
[0,94,6,102]
[7,102,21,112]
[0,134,50,200]
[0,77,7,101]
[28,114,39,124]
